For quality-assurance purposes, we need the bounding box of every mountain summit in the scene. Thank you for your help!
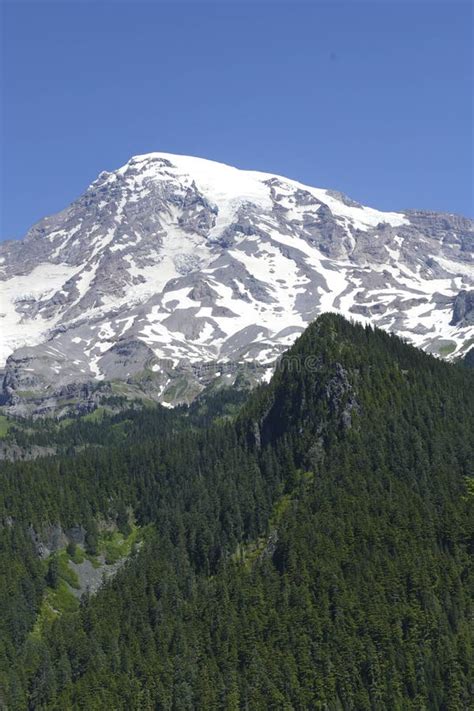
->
[1,152,473,413]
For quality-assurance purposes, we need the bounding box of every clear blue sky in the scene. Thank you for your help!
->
[1,0,472,240]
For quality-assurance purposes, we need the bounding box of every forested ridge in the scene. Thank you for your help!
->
[0,314,473,710]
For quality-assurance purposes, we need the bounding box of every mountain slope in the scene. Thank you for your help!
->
[0,315,472,708]
[1,153,473,413]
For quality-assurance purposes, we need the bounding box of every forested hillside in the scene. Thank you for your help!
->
[1,314,473,710]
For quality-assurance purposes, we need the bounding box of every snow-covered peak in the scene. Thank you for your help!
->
[1,152,472,415]
[98,151,409,231]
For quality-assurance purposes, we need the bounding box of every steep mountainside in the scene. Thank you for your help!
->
[1,153,473,414]
[0,315,472,708]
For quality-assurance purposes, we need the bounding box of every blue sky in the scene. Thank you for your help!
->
[1,0,472,240]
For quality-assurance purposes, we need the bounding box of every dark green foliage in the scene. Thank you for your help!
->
[0,315,473,709]
[116,503,131,538]
[45,559,59,590]
[84,522,99,557]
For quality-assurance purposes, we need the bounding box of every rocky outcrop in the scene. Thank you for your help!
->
[0,442,57,461]
[28,523,87,558]
[325,363,360,431]
[451,290,474,327]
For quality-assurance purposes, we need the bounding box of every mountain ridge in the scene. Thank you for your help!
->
[1,314,473,708]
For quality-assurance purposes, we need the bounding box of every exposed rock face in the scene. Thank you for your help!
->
[464,348,474,368]
[0,442,57,461]
[325,363,360,430]
[451,290,474,326]
[1,152,473,414]
[28,524,87,558]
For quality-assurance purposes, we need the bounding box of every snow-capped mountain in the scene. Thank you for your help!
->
[1,152,473,414]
